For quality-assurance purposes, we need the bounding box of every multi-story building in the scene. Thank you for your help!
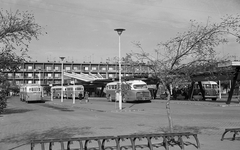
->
[5,60,151,86]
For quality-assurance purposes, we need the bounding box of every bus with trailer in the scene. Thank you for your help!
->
[51,86,66,99]
[65,85,84,99]
[19,84,44,102]
[193,81,219,101]
[105,80,152,102]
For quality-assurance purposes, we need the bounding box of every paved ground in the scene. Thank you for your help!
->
[0,96,240,150]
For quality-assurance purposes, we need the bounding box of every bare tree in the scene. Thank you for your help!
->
[0,9,44,113]
[130,15,240,132]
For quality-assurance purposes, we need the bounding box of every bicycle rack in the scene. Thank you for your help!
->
[221,128,240,141]
[30,132,200,150]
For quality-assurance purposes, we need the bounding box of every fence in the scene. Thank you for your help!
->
[30,132,200,150]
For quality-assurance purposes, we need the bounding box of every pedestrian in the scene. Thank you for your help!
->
[78,93,83,103]
[85,91,89,103]
[238,86,240,104]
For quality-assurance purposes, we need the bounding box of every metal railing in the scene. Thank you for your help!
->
[30,132,200,150]
[221,128,240,141]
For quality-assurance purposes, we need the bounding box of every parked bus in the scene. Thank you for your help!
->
[65,85,84,99]
[19,84,44,102]
[105,80,152,102]
[51,86,66,99]
[193,81,219,101]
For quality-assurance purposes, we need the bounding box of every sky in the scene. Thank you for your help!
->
[1,0,240,63]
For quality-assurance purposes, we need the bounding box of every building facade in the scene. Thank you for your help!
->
[5,61,151,86]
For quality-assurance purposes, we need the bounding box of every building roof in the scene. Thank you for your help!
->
[64,72,105,82]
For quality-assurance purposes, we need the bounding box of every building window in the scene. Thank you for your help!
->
[28,73,33,78]
[73,67,78,70]
[8,73,13,78]
[55,74,60,78]
[46,66,52,71]
[109,74,114,78]
[15,73,21,78]
[108,67,114,71]
[92,67,97,70]
[66,66,71,71]
[48,73,52,77]
[54,66,59,71]
[28,80,32,84]
[35,66,41,71]
[84,67,89,71]
[102,67,106,71]
[28,66,32,70]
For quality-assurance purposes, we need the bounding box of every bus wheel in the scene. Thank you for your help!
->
[212,98,217,101]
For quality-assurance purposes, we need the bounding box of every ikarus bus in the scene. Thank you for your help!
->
[193,81,219,101]
[19,84,44,102]
[51,86,66,99]
[65,85,84,99]
[105,80,152,102]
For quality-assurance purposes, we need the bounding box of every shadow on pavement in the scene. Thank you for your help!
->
[0,108,33,116]
[0,126,94,148]
[40,104,74,112]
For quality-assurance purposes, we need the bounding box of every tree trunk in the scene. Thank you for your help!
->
[166,89,173,133]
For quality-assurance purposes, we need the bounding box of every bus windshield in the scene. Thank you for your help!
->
[203,84,218,89]
[133,84,148,89]
[204,84,211,88]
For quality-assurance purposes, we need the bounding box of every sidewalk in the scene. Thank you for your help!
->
[45,95,240,110]
[2,96,240,150]
[45,97,139,112]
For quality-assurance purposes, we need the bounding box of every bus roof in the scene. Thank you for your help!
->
[65,85,84,88]
[51,86,66,89]
[201,81,218,84]
[106,80,147,85]
[126,80,146,84]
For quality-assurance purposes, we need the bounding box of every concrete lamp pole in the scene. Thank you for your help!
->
[60,57,65,103]
[114,28,125,110]
[38,69,41,85]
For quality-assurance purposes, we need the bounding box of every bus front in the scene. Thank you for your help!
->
[131,83,152,101]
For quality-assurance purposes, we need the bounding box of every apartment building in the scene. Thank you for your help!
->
[5,61,151,86]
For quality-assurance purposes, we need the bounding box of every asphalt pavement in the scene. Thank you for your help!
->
[0,96,240,150]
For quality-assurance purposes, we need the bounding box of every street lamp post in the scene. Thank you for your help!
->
[72,79,75,104]
[60,57,65,103]
[38,69,41,85]
[114,28,125,110]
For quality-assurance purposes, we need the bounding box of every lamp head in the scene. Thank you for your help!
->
[114,28,125,35]
[59,57,65,61]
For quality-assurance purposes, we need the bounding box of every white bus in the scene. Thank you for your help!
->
[19,84,44,102]
[105,80,152,102]
[65,85,84,99]
[193,81,219,101]
[51,86,66,99]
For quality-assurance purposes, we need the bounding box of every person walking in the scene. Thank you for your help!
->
[85,91,89,103]
[238,86,240,104]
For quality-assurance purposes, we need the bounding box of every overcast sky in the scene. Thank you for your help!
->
[1,0,240,63]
